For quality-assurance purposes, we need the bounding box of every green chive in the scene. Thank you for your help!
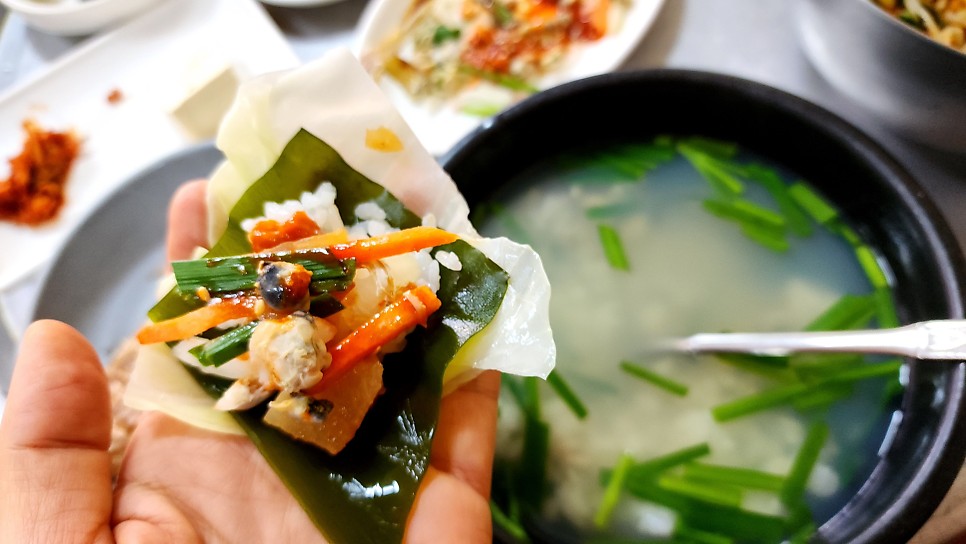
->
[517,415,550,508]
[594,452,635,529]
[677,505,787,542]
[740,222,791,253]
[189,322,258,367]
[681,150,745,196]
[781,422,830,507]
[622,443,712,485]
[598,224,630,271]
[712,382,811,422]
[673,523,736,544]
[744,163,813,237]
[702,198,787,230]
[171,249,353,295]
[875,286,900,328]
[855,245,890,288]
[432,25,461,45]
[547,370,588,419]
[620,361,689,396]
[490,500,530,543]
[657,474,743,508]
[459,101,504,117]
[804,294,877,331]
[788,182,837,225]
[791,382,854,412]
[682,463,785,492]
[458,64,538,93]
[678,137,739,159]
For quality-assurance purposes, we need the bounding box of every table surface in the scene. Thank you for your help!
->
[0,1,964,541]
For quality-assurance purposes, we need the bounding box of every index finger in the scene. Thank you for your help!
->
[167,179,209,262]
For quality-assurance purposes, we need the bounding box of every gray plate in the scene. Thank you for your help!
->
[0,143,221,395]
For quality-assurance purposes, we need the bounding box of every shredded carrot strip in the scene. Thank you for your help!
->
[588,0,610,37]
[136,298,258,344]
[328,226,458,264]
[305,285,442,395]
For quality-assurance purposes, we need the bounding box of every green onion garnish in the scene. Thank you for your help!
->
[171,249,354,295]
[620,360,689,396]
[432,25,461,45]
[598,224,630,271]
[189,322,257,367]
[788,182,837,225]
[804,293,877,331]
[781,421,830,507]
[490,500,530,543]
[739,222,790,253]
[875,286,900,328]
[743,163,813,237]
[622,443,712,484]
[459,101,504,117]
[594,452,635,529]
[712,382,811,422]
[673,523,736,544]
[703,198,787,230]
[682,463,785,492]
[517,415,550,508]
[855,245,890,289]
[656,474,743,508]
[547,370,588,419]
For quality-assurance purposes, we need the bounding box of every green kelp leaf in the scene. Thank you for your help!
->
[156,129,510,544]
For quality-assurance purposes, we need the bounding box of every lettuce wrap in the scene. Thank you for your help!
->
[123,47,554,543]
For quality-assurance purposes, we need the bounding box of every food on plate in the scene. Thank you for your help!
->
[124,48,554,543]
[480,136,903,543]
[873,0,966,51]
[363,0,630,107]
[0,120,80,225]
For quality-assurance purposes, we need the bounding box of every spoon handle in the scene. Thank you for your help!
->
[672,320,966,360]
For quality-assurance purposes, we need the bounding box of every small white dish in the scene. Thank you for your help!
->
[260,0,350,6]
[353,0,667,156]
[0,0,163,37]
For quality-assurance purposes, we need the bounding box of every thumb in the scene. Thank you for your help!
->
[0,320,114,543]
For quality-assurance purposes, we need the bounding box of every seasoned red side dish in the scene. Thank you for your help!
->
[0,120,80,226]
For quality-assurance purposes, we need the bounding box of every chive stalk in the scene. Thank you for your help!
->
[189,322,257,367]
[682,463,785,492]
[781,422,830,507]
[804,294,877,331]
[547,370,589,419]
[656,474,743,508]
[788,182,838,225]
[172,249,353,295]
[490,500,530,543]
[620,360,689,396]
[598,224,630,271]
[594,452,635,529]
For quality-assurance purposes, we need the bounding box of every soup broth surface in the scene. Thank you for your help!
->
[480,139,900,543]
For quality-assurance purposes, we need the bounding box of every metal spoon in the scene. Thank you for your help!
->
[668,320,966,360]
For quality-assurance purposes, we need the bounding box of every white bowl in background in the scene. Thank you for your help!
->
[0,0,164,37]
[796,0,966,153]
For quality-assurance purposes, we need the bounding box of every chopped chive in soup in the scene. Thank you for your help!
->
[480,136,903,543]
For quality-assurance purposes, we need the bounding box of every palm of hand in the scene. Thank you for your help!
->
[0,180,497,543]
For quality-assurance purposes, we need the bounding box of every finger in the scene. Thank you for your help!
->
[430,370,500,498]
[0,320,114,543]
[167,179,209,262]
[405,467,491,544]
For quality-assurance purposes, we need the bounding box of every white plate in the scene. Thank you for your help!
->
[0,0,299,292]
[0,143,223,397]
[353,0,667,156]
[260,0,350,6]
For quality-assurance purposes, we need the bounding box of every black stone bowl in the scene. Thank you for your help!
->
[440,70,966,544]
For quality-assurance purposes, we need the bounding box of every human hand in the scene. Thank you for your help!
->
[0,179,498,543]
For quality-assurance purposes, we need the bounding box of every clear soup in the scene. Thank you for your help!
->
[479,137,903,543]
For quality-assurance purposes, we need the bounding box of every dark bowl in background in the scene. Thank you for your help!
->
[440,69,966,544]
